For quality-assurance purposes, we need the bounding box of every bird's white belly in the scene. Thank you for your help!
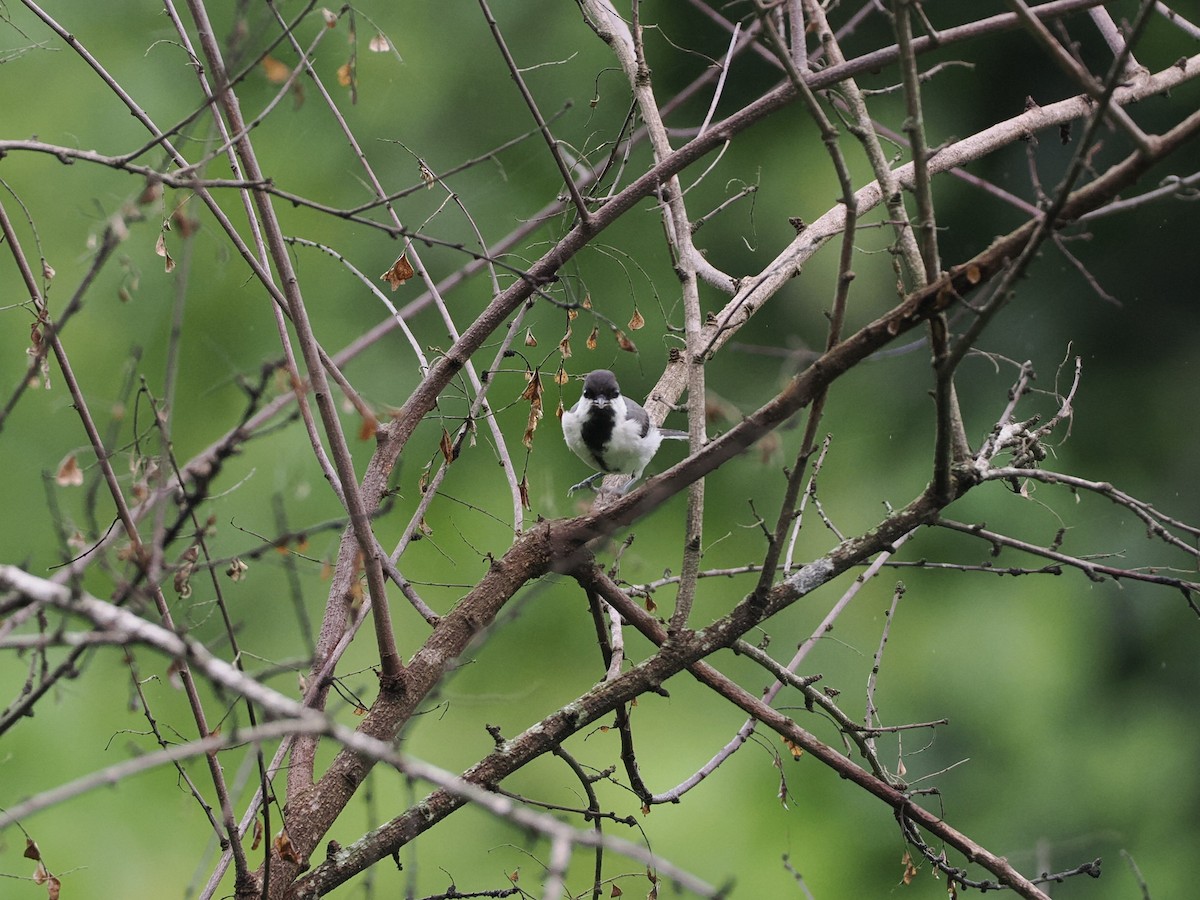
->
[599,418,661,476]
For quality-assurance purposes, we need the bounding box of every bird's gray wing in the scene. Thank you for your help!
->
[623,398,652,438]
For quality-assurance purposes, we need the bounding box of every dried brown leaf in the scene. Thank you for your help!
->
[171,204,200,238]
[522,371,544,450]
[368,33,391,52]
[33,861,49,885]
[262,55,291,84]
[523,415,540,450]
[380,254,415,290]
[758,430,780,464]
[520,369,543,403]
[274,830,302,864]
[138,179,163,206]
[628,306,645,330]
[586,326,599,351]
[174,544,198,598]
[55,454,83,487]
[614,329,637,353]
[439,427,454,463]
[155,233,175,273]
[337,61,354,88]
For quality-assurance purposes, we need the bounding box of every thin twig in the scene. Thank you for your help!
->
[1156,1,1200,38]
[187,0,403,686]
[1007,0,1153,152]
[477,0,592,224]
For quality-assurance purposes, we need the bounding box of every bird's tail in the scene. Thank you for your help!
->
[659,428,689,440]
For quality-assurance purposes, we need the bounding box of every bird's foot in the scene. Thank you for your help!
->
[567,472,604,495]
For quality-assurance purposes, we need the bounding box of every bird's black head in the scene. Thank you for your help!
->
[582,369,621,404]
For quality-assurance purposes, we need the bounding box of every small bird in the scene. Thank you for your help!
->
[561,369,688,495]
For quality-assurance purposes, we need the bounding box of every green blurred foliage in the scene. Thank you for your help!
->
[2,1,1199,898]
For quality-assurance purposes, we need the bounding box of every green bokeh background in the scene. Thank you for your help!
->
[2,2,1198,897]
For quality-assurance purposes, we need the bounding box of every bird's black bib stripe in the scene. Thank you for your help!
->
[580,404,616,472]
